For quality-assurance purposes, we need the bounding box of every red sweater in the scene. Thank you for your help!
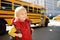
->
[12,18,32,40]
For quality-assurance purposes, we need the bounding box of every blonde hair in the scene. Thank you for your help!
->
[14,6,26,18]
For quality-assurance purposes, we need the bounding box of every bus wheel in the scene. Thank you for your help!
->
[45,18,49,27]
[0,18,7,35]
[45,22,48,27]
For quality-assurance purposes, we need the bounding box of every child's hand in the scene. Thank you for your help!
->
[16,33,22,38]
[31,28,34,32]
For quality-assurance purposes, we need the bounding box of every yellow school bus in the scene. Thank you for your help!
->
[0,0,49,34]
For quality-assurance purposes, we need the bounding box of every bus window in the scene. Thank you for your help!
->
[38,9,41,14]
[41,10,45,15]
[14,3,21,9]
[23,5,28,12]
[1,1,12,10]
[34,8,37,13]
[29,7,33,12]
[1,0,5,1]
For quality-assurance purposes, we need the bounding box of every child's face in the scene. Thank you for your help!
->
[18,9,27,21]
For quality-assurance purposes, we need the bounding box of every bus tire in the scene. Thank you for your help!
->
[0,18,7,35]
[45,22,48,27]
[45,18,49,27]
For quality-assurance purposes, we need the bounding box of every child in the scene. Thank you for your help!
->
[8,6,33,40]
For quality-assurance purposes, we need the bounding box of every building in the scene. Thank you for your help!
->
[45,0,60,18]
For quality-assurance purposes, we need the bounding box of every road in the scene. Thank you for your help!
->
[0,26,60,40]
[32,26,60,40]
